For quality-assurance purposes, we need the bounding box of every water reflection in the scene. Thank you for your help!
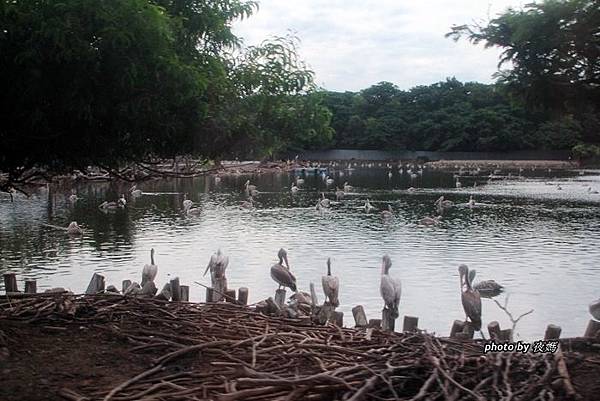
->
[1,167,600,340]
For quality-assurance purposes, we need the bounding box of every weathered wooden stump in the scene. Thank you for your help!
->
[24,280,37,294]
[170,277,181,301]
[238,287,249,305]
[3,273,18,293]
[206,287,214,303]
[105,285,119,293]
[368,319,382,329]
[122,280,132,294]
[124,282,141,295]
[352,305,368,327]
[381,309,395,332]
[140,281,157,296]
[85,273,105,295]
[155,283,172,301]
[309,282,319,306]
[544,324,562,340]
[488,321,501,340]
[584,320,600,338]
[462,322,475,339]
[332,311,344,327]
[500,329,513,342]
[274,289,286,308]
[265,297,281,314]
[225,289,236,303]
[403,316,419,333]
[180,285,189,302]
[450,320,466,338]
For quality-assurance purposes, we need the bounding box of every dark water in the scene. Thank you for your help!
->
[1,166,599,340]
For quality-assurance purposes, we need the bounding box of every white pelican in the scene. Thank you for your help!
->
[130,185,142,197]
[183,194,193,210]
[204,249,229,282]
[291,183,299,193]
[388,171,393,178]
[467,195,476,208]
[364,199,375,213]
[68,190,78,203]
[296,177,305,185]
[380,255,401,319]
[99,200,119,210]
[214,176,221,183]
[434,196,453,210]
[325,176,334,185]
[335,187,344,200]
[381,204,393,219]
[184,202,201,216]
[240,197,254,209]
[419,215,442,225]
[244,180,257,192]
[588,187,598,194]
[458,264,481,330]
[66,221,83,236]
[456,178,462,188]
[118,194,127,208]
[141,248,158,286]
[319,193,330,208]
[343,182,352,192]
[321,258,339,307]
[270,248,297,291]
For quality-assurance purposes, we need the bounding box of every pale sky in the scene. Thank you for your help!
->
[233,0,530,91]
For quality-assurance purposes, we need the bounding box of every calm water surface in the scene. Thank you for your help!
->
[1,166,599,340]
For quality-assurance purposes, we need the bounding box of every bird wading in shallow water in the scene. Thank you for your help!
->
[380,255,401,319]
[321,258,339,307]
[270,248,297,292]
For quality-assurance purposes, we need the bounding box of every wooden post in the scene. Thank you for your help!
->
[155,283,172,301]
[170,277,181,301]
[274,289,286,308]
[332,311,344,327]
[309,282,319,306]
[352,305,368,327]
[382,309,395,332]
[238,287,249,305]
[450,320,466,338]
[462,323,475,339]
[500,329,513,342]
[488,321,501,340]
[213,277,227,302]
[85,273,105,295]
[124,282,141,295]
[180,285,189,302]
[122,280,132,294]
[368,319,382,329]
[225,289,236,303]
[3,273,18,293]
[584,320,600,338]
[544,324,562,340]
[206,287,214,303]
[140,281,157,296]
[106,285,119,293]
[24,280,37,294]
[403,316,419,333]
[265,297,281,314]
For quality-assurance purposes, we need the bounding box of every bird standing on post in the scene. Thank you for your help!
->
[270,248,297,292]
[321,258,339,307]
[380,255,401,319]
[142,248,158,286]
[204,249,229,284]
[458,264,482,330]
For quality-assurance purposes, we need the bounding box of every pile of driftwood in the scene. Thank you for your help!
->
[0,293,590,401]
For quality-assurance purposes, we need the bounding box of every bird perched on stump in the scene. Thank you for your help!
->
[380,255,401,319]
[204,249,229,284]
[458,264,482,330]
[270,248,297,292]
[141,248,158,287]
[322,258,339,307]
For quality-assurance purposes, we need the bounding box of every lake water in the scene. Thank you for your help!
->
[1,165,599,340]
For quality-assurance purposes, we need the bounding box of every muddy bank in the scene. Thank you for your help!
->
[1,294,599,401]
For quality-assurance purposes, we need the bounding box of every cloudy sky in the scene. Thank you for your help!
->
[233,0,530,92]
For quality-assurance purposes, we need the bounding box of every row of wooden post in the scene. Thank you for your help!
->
[350,304,420,333]
[205,286,249,305]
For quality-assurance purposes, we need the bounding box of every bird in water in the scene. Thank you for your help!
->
[204,249,229,283]
[321,258,339,307]
[325,176,334,185]
[141,248,158,287]
[99,200,119,210]
[118,194,127,208]
[319,193,330,208]
[435,196,453,210]
[335,187,344,201]
[291,183,299,193]
[184,202,201,216]
[296,177,305,185]
[467,195,476,208]
[343,182,353,192]
[458,264,482,331]
[364,199,375,213]
[183,193,193,210]
[240,197,254,209]
[456,178,462,188]
[381,204,394,219]
[130,185,142,198]
[270,248,297,292]
[419,215,442,225]
[467,269,504,297]
[380,255,401,319]
[68,190,78,204]
[245,180,259,196]
[66,221,83,236]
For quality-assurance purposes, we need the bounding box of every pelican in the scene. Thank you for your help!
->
[321,258,339,307]
[419,215,442,225]
[388,170,393,178]
[244,180,257,192]
[118,194,127,208]
[467,195,476,208]
[291,183,299,193]
[319,193,330,208]
[270,248,297,291]
[325,176,334,185]
[183,193,193,210]
[590,299,600,320]
[468,269,504,297]
[66,221,83,236]
[434,196,454,209]
[130,185,142,197]
[68,190,78,203]
[214,175,221,183]
[364,199,375,213]
[296,177,305,185]
[407,187,416,192]
[240,197,254,209]
[204,249,229,282]
[184,202,201,216]
[458,264,482,330]
[141,248,158,286]
[380,255,401,319]
[456,178,462,188]
[381,204,393,219]
[343,182,352,192]
[335,187,344,200]
[99,200,119,210]
[588,187,598,194]
[557,185,562,191]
